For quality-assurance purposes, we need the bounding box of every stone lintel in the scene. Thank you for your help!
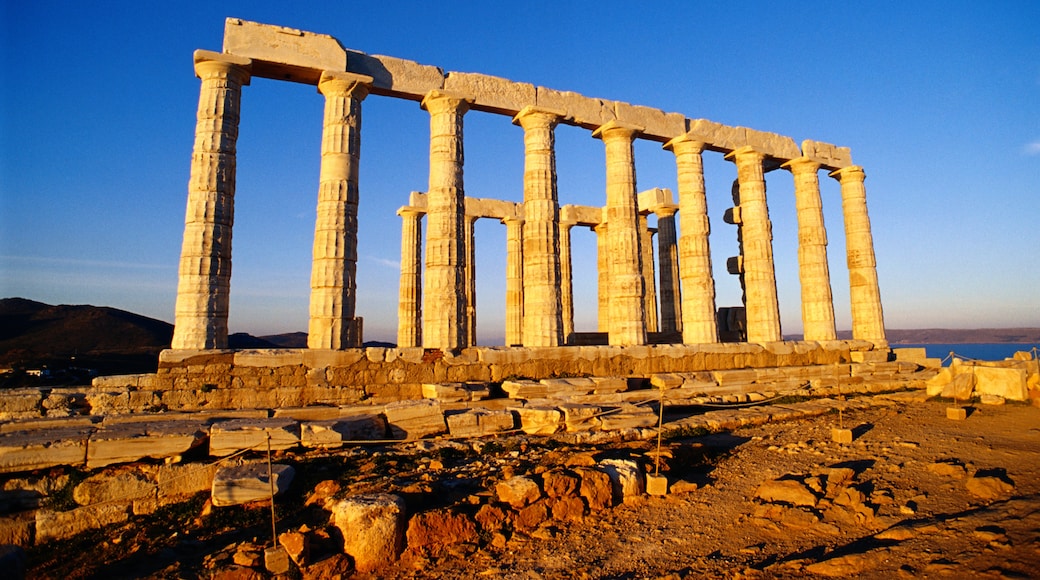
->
[444,71,536,116]
[685,119,800,161]
[536,86,617,131]
[614,101,686,143]
[347,52,445,101]
[561,204,603,227]
[407,192,524,221]
[637,188,675,215]
[801,139,853,171]
[222,18,344,84]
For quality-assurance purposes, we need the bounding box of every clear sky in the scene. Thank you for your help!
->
[2,1,1038,345]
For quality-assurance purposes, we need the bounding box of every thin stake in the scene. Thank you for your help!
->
[655,385,665,476]
[838,408,844,430]
[267,434,277,548]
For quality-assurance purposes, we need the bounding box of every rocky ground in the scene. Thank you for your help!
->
[25,394,1040,579]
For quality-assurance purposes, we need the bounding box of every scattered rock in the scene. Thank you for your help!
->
[495,476,541,508]
[406,508,478,556]
[755,478,818,507]
[966,473,1015,500]
[805,552,879,577]
[277,530,309,566]
[927,461,967,478]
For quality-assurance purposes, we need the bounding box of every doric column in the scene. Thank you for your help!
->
[655,204,681,334]
[594,221,610,333]
[514,106,565,347]
[663,135,718,344]
[725,146,781,343]
[421,90,472,351]
[830,165,887,345]
[559,217,576,344]
[593,121,647,346]
[464,215,478,346]
[503,217,524,346]
[396,207,423,348]
[782,157,837,342]
[172,51,251,350]
[640,216,659,333]
[308,72,373,349]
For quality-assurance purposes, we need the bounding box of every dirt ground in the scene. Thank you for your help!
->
[26,395,1040,579]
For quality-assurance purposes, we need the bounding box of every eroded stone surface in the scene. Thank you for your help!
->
[211,462,295,507]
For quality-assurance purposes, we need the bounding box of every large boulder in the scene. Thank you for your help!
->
[328,493,407,573]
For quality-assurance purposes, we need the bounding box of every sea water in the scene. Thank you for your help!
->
[899,343,1040,364]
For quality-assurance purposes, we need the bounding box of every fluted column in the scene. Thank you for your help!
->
[593,121,647,346]
[594,221,610,333]
[663,135,717,344]
[655,205,681,334]
[172,51,251,350]
[783,157,837,341]
[503,217,524,346]
[831,166,887,345]
[421,91,472,351]
[559,218,576,344]
[308,72,373,349]
[464,215,478,346]
[396,207,423,347]
[514,106,564,347]
[725,146,781,343]
[640,216,658,333]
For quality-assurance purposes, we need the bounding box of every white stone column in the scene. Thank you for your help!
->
[172,51,251,350]
[594,221,609,333]
[514,106,564,347]
[831,165,887,345]
[655,204,681,334]
[725,146,781,343]
[663,135,718,344]
[464,215,478,346]
[782,157,837,342]
[640,216,659,333]
[421,90,472,351]
[559,217,576,344]
[593,121,647,346]
[308,72,373,350]
[503,217,524,346]
[396,207,423,348]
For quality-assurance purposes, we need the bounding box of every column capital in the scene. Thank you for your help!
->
[512,105,567,128]
[780,156,821,175]
[501,216,524,226]
[651,203,679,218]
[724,145,766,164]
[829,165,866,183]
[193,49,252,85]
[421,89,473,114]
[318,71,374,100]
[592,120,643,141]
[662,132,707,154]
[396,206,425,218]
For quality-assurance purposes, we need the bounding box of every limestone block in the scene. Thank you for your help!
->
[590,377,629,394]
[0,513,34,547]
[940,372,976,400]
[223,18,345,84]
[801,139,853,169]
[348,53,444,100]
[157,463,219,504]
[598,404,658,431]
[272,406,346,421]
[831,428,854,444]
[515,405,562,435]
[73,471,154,506]
[851,350,889,363]
[329,493,406,573]
[535,86,615,129]
[445,409,514,438]
[613,102,685,141]
[540,378,595,398]
[36,502,130,543]
[598,459,646,502]
[422,382,489,402]
[209,418,300,457]
[741,127,800,160]
[211,462,295,507]
[87,421,207,468]
[557,403,602,432]
[0,427,90,474]
[0,389,43,420]
[685,118,743,151]
[646,473,668,496]
[384,400,447,439]
[926,367,953,396]
[946,407,968,420]
[233,349,306,368]
[300,414,387,448]
[443,71,535,115]
[502,380,548,399]
[972,366,1028,401]
[650,373,684,389]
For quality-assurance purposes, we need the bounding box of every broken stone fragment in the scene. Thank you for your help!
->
[941,372,975,400]
[754,478,818,507]
[495,475,542,508]
[599,459,646,502]
[87,420,207,468]
[384,400,447,440]
[208,418,300,457]
[515,405,561,435]
[965,473,1015,500]
[445,409,514,438]
[211,462,295,507]
[328,493,406,573]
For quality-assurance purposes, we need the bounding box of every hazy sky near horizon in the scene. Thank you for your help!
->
[2,1,1038,344]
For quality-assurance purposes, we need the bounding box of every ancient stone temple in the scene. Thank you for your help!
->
[157,18,891,407]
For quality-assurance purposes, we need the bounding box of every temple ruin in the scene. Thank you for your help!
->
[158,17,891,407]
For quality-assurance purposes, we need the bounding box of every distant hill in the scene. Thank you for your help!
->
[785,328,1040,344]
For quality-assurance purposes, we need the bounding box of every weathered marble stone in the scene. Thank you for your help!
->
[329,493,406,573]
[445,409,514,438]
[73,471,154,506]
[421,382,489,402]
[0,427,91,474]
[36,503,129,543]
[87,420,207,468]
[300,414,387,448]
[558,403,601,432]
[599,459,646,502]
[973,366,1028,401]
[515,405,561,435]
[598,404,658,431]
[211,462,295,506]
[384,400,446,439]
[502,380,547,399]
[496,475,542,508]
[209,418,300,457]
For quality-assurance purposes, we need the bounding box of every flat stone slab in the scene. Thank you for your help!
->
[445,409,515,438]
[300,414,388,448]
[209,418,300,457]
[87,420,207,468]
[421,383,490,402]
[384,400,447,440]
[0,427,92,474]
[211,462,295,507]
[598,404,658,431]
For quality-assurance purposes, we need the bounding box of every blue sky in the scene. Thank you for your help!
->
[2,1,1038,344]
